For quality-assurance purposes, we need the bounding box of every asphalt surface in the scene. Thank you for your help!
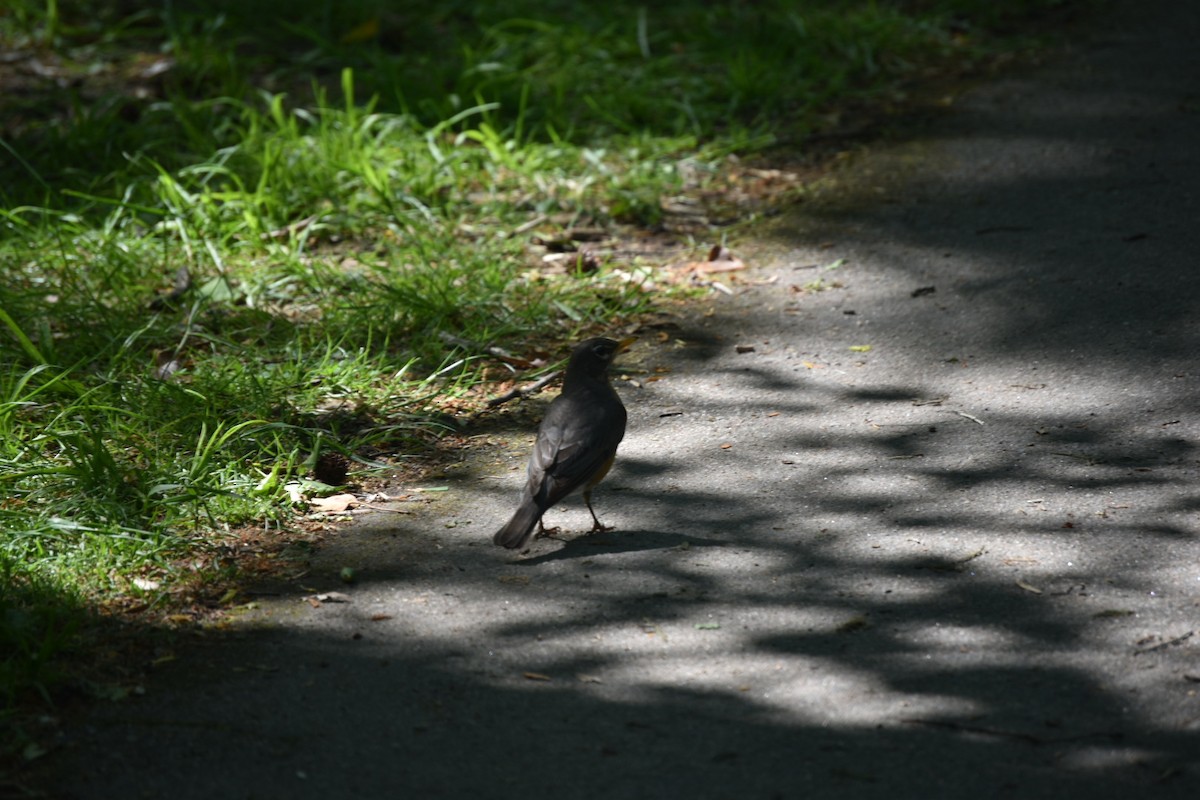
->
[30,2,1200,797]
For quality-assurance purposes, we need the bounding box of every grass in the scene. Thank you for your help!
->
[0,0,1094,762]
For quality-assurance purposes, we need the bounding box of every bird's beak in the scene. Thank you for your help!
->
[616,337,637,353]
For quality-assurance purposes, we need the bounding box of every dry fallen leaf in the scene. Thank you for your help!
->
[678,244,747,275]
[523,672,552,682]
[304,592,353,606]
[1015,580,1043,594]
[310,493,358,513]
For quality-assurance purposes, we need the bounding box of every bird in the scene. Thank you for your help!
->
[493,336,635,550]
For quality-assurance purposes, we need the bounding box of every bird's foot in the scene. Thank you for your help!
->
[535,523,564,540]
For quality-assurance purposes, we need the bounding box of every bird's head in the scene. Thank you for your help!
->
[568,336,635,377]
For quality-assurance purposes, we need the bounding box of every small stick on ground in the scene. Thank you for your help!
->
[902,718,1123,746]
[438,331,546,370]
[486,371,562,408]
[1133,630,1194,655]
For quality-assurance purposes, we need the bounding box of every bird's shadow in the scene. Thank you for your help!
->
[505,529,725,565]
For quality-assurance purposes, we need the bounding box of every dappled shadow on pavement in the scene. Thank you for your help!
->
[43,450,1198,798]
[42,375,1200,796]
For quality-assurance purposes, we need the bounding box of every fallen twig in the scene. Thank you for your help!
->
[1134,630,1194,655]
[902,718,1123,746]
[511,214,549,236]
[903,718,1043,744]
[486,370,562,407]
[346,504,413,515]
[437,331,540,368]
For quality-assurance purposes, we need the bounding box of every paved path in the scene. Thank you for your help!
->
[33,2,1200,797]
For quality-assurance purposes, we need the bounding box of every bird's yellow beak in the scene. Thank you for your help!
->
[616,337,637,353]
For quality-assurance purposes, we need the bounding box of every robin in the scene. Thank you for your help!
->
[493,336,635,550]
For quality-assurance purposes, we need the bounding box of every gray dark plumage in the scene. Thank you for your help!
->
[493,337,632,550]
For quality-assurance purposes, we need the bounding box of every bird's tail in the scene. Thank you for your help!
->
[493,500,542,549]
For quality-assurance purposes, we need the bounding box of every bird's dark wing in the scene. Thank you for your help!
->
[527,390,625,508]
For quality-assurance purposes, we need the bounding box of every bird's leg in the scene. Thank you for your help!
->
[534,517,563,539]
[583,489,614,533]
